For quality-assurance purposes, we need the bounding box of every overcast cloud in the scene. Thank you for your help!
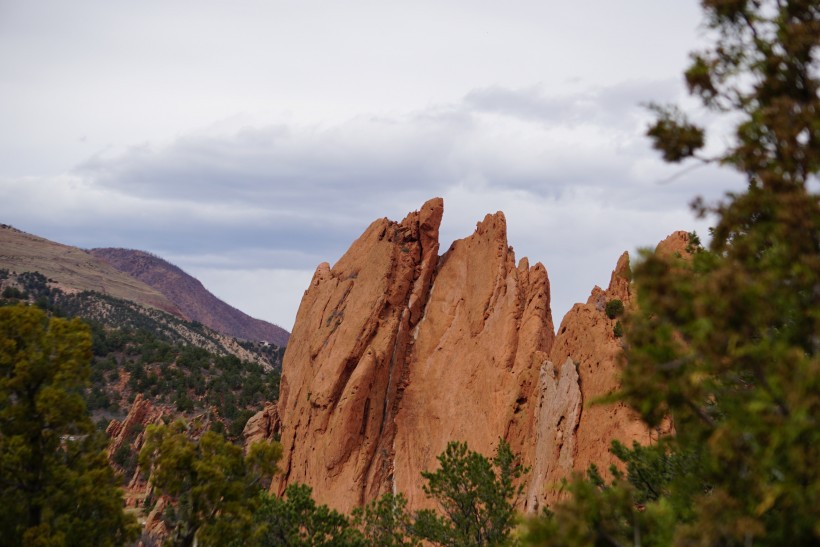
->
[0,1,746,330]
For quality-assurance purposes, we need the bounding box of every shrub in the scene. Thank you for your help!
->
[605,299,624,319]
[2,286,26,299]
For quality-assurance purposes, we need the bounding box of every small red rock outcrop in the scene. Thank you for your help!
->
[243,402,281,447]
[106,394,167,517]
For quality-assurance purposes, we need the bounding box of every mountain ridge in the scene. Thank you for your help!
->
[0,224,182,316]
[90,248,289,346]
[0,224,289,345]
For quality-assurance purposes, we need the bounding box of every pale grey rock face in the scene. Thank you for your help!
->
[526,358,581,512]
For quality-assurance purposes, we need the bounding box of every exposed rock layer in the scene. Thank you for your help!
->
[252,200,686,513]
[106,394,168,540]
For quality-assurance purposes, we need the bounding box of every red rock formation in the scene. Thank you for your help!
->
[109,395,232,544]
[106,394,168,515]
[655,230,692,259]
[274,198,443,513]
[524,252,647,509]
[269,200,554,513]
[243,402,281,447]
[253,201,686,514]
[392,212,554,509]
[525,233,688,509]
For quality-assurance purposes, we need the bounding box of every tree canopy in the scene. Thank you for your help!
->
[138,421,281,547]
[250,483,365,546]
[414,439,526,546]
[0,305,138,546]
[526,0,819,545]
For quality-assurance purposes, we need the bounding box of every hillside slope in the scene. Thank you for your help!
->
[0,224,181,316]
[90,248,289,346]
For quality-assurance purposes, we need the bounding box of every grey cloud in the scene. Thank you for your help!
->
[463,79,681,127]
[75,80,684,210]
[463,85,576,123]
[33,79,742,274]
[75,118,452,206]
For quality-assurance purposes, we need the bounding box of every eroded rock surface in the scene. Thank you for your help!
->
[274,198,443,512]
[243,402,281,448]
[106,395,167,509]
[392,212,554,509]
[525,357,581,512]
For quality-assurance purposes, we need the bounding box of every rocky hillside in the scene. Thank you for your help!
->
[0,224,181,316]
[247,198,687,514]
[0,267,284,541]
[1,224,289,543]
[90,248,289,346]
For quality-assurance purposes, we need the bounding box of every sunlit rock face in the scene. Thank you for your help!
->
[391,210,554,510]
[273,198,444,513]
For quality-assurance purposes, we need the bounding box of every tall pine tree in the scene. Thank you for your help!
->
[0,305,138,546]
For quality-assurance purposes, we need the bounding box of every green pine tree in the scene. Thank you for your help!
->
[250,483,364,546]
[139,421,281,547]
[0,305,139,546]
[351,492,419,547]
[413,439,526,546]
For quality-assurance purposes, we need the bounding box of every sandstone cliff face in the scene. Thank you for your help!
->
[392,212,553,509]
[525,233,689,509]
[274,198,443,512]
[272,199,553,512]
[254,200,684,514]
[525,252,647,509]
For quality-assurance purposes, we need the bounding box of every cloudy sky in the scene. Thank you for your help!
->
[0,1,745,331]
